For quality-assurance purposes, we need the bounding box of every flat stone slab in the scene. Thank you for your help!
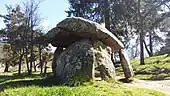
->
[45,17,124,50]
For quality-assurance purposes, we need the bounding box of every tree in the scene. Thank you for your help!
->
[67,0,138,48]
[158,16,170,54]
[67,0,170,64]
[0,5,26,74]
[23,0,43,75]
[40,49,53,75]
[1,44,18,72]
[135,0,170,64]
[0,0,45,75]
[33,31,50,74]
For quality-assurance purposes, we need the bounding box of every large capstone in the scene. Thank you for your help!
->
[45,17,124,50]
[54,39,115,84]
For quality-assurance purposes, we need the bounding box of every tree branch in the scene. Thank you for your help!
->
[143,39,151,57]
[142,0,170,21]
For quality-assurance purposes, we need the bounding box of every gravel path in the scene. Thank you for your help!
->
[124,79,170,95]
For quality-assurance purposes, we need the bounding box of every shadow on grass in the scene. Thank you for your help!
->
[135,67,170,80]
[0,72,41,84]
[0,76,59,92]
[0,72,60,92]
[148,74,170,80]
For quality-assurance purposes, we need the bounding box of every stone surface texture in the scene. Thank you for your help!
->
[55,39,94,84]
[119,49,134,78]
[52,47,63,76]
[54,39,115,84]
[93,41,115,80]
[45,17,134,84]
[46,17,124,50]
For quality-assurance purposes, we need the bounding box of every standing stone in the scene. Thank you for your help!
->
[119,49,134,79]
[54,39,116,84]
[55,39,94,84]
[52,47,64,77]
[93,41,115,80]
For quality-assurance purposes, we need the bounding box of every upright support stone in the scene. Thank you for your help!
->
[55,39,94,84]
[93,41,115,80]
[52,47,64,77]
[119,49,134,79]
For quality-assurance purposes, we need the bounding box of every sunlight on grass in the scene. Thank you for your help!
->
[116,54,170,80]
[0,81,165,96]
[130,54,170,80]
[0,54,169,96]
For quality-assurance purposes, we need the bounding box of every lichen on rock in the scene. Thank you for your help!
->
[45,17,134,84]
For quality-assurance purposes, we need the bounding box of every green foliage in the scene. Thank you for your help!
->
[159,32,170,54]
[0,2,52,75]
[67,0,137,48]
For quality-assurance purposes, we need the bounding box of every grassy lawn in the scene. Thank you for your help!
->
[0,54,169,96]
[116,54,170,80]
[0,72,165,96]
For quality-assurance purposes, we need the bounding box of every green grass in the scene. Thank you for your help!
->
[0,72,165,96]
[116,54,170,80]
[0,84,165,96]
[0,54,169,96]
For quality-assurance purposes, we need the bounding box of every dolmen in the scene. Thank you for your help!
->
[45,17,134,84]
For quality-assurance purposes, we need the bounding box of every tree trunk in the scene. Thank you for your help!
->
[39,47,43,74]
[25,47,29,73]
[18,55,22,75]
[43,61,47,76]
[149,31,153,56]
[143,40,151,57]
[29,25,34,75]
[76,0,83,17]
[104,0,110,30]
[18,49,24,75]
[80,0,84,17]
[4,63,9,72]
[137,0,144,65]
[40,61,43,74]
[34,61,36,72]
[140,29,145,65]
[29,47,33,75]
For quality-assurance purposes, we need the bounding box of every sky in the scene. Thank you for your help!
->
[0,1,162,56]
[0,0,70,31]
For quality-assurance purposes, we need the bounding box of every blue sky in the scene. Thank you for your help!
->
[0,0,70,32]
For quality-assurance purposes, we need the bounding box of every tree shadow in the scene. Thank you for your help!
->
[149,74,170,80]
[0,72,41,84]
[135,66,170,80]
[0,75,59,92]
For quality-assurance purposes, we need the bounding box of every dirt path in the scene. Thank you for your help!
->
[124,79,170,95]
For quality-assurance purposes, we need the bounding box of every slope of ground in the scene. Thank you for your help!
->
[0,54,169,96]
[116,54,170,80]
[0,72,165,96]
[116,54,170,95]
[132,54,170,80]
